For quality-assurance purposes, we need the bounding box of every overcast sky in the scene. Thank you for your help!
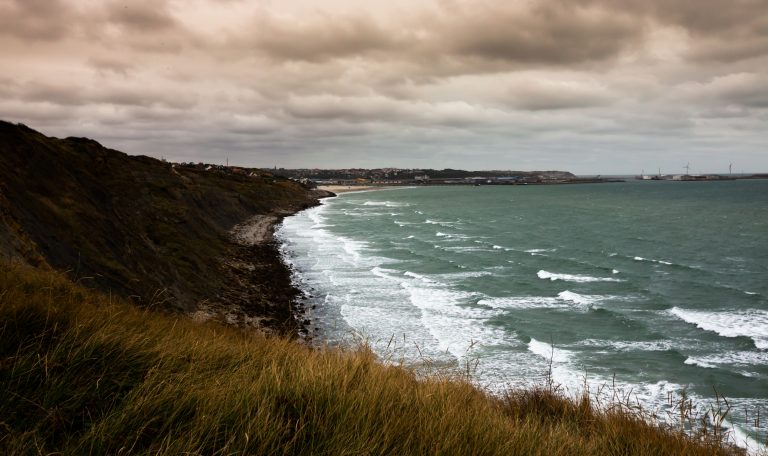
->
[2,0,767,173]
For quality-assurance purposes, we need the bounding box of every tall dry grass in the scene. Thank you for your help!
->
[0,261,740,455]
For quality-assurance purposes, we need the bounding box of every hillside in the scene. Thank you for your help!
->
[0,261,736,455]
[0,121,748,455]
[0,121,329,333]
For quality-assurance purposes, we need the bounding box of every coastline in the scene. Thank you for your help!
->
[270,183,768,453]
[317,185,419,195]
[194,188,335,338]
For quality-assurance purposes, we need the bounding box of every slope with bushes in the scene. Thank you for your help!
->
[0,121,327,331]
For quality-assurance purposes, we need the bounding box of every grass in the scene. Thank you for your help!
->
[0,260,742,455]
[0,120,320,312]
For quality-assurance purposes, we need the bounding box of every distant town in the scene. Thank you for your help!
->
[170,163,768,187]
[636,171,768,181]
[256,168,619,187]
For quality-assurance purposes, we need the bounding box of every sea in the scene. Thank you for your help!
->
[276,180,768,451]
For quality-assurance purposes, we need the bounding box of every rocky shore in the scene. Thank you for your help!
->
[195,191,334,337]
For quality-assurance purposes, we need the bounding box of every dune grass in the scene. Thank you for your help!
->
[0,260,739,455]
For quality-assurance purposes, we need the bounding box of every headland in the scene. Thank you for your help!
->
[0,121,747,455]
[0,120,333,335]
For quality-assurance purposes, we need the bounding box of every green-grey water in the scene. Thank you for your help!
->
[278,180,768,449]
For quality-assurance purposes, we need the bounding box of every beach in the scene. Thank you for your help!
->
[317,185,380,193]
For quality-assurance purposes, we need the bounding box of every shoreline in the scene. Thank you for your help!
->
[317,185,383,194]
[195,188,335,338]
[267,185,767,453]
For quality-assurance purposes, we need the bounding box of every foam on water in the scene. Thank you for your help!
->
[576,339,676,352]
[634,256,673,265]
[443,246,490,252]
[426,219,460,227]
[404,271,437,284]
[399,281,507,359]
[435,232,472,240]
[478,296,568,310]
[437,271,494,280]
[528,338,573,363]
[723,420,765,455]
[371,266,400,280]
[362,200,408,207]
[557,290,602,308]
[684,350,768,367]
[684,357,718,369]
[289,207,515,363]
[525,338,750,449]
[669,307,768,349]
[538,270,624,283]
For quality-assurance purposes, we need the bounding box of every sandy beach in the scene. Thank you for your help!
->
[317,185,380,194]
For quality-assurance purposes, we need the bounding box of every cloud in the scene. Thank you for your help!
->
[677,73,768,109]
[283,93,504,129]
[227,0,643,75]
[17,81,197,110]
[87,56,135,76]
[565,0,768,62]
[434,1,643,65]
[104,0,177,31]
[246,12,401,62]
[23,82,86,106]
[225,114,281,135]
[504,80,614,111]
[0,0,766,173]
[0,0,74,41]
[284,94,405,123]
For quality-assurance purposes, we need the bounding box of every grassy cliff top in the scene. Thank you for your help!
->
[0,260,738,455]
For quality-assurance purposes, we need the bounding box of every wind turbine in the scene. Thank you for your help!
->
[684,162,690,175]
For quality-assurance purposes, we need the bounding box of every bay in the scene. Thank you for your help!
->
[277,180,768,450]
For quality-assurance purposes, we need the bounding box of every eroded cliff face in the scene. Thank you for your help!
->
[0,120,329,332]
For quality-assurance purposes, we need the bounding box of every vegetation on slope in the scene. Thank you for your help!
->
[0,261,737,455]
[0,121,321,314]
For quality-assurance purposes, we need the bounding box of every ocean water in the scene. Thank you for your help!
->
[277,180,768,450]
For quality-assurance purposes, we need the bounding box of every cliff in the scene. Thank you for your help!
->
[0,120,329,333]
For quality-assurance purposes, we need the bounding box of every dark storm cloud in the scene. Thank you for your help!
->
[435,2,643,65]
[235,0,643,71]
[87,56,135,76]
[0,0,74,41]
[249,13,400,62]
[95,88,197,109]
[505,83,614,111]
[23,83,86,106]
[568,0,767,33]
[105,0,178,31]
[284,95,404,123]
[19,82,196,110]
[1,0,766,173]
[565,0,768,62]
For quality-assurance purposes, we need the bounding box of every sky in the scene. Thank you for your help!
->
[1,0,767,174]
